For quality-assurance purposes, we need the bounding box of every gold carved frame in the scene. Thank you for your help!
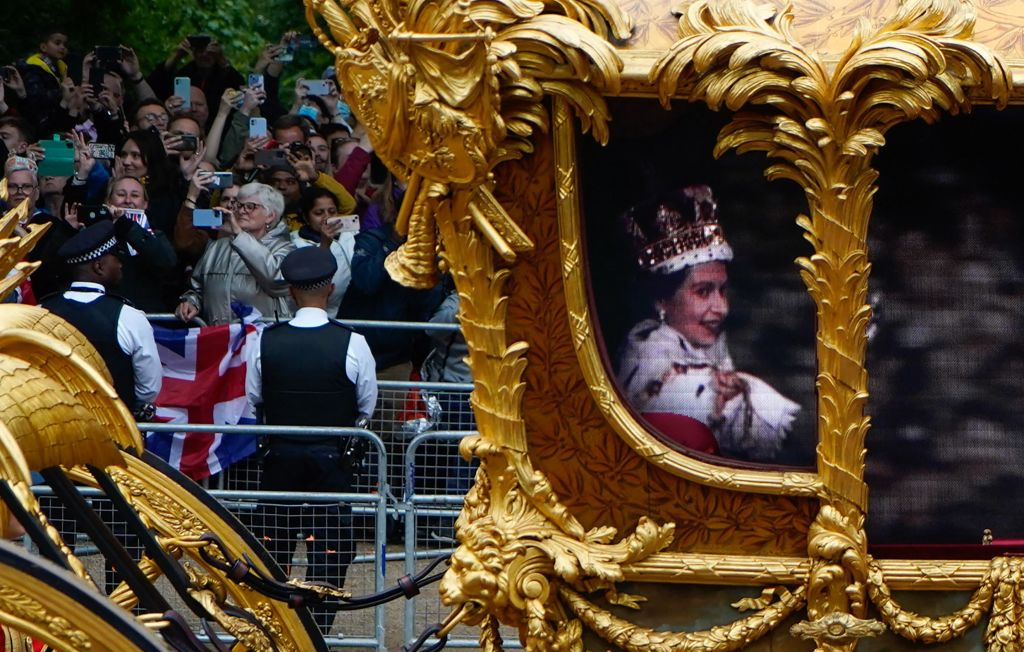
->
[302,0,1024,650]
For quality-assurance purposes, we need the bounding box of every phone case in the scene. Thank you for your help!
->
[249,118,267,139]
[174,77,191,108]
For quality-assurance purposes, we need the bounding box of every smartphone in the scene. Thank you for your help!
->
[173,77,191,109]
[0,66,14,83]
[187,35,211,52]
[37,137,75,177]
[173,134,199,152]
[211,171,233,189]
[89,143,115,159]
[80,205,113,226]
[248,117,267,139]
[278,40,296,63]
[253,148,287,168]
[89,66,106,93]
[192,208,223,228]
[247,73,264,90]
[94,45,123,62]
[303,80,331,96]
[326,214,360,234]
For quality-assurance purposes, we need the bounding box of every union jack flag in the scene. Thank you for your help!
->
[146,317,263,480]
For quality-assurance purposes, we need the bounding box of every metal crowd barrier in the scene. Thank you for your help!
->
[401,432,522,650]
[33,425,390,652]
[146,314,461,333]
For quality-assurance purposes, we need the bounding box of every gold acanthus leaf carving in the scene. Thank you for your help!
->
[435,194,677,651]
[306,0,629,281]
[651,0,1011,639]
[0,586,91,650]
[652,0,1010,508]
[560,583,806,652]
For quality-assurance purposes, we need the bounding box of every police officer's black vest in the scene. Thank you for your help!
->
[260,321,358,441]
[43,292,135,405]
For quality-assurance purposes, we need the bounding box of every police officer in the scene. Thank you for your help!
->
[42,221,162,418]
[245,246,376,635]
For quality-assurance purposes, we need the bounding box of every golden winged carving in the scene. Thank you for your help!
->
[650,0,1011,647]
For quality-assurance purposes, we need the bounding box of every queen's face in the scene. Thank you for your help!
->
[659,261,729,347]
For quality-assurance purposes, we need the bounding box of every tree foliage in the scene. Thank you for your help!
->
[0,0,331,95]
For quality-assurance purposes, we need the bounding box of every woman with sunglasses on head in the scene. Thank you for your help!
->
[176,182,294,324]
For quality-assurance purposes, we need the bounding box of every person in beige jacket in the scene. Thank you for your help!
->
[175,182,295,324]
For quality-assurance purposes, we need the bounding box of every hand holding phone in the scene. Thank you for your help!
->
[326,214,360,235]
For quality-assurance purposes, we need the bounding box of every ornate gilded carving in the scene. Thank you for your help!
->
[647,0,1011,646]
[562,583,806,652]
[69,459,313,652]
[306,0,630,284]
[432,184,678,651]
[790,612,886,646]
[0,199,47,302]
[0,586,91,650]
[295,0,1024,650]
[184,562,276,652]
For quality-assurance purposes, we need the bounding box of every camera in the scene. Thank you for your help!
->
[80,205,113,226]
[94,46,123,62]
[187,35,212,52]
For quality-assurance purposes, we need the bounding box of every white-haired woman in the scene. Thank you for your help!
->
[176,182,295,324]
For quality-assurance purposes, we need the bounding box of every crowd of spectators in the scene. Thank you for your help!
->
[0,26,473,470]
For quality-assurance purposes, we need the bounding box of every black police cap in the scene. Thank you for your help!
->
[57,221,118,265]
[281,246,337,289]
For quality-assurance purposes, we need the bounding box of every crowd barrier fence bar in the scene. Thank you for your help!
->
[145,314,462,333]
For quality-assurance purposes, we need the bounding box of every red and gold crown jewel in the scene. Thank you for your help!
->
[622,185,733,274]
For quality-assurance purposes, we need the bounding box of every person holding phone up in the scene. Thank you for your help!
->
[149,37,244,132]
[176,182,294,325]
[289,187,356,316]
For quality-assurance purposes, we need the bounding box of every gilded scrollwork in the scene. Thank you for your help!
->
[648,0,1011,644]
[300,0,1024,650]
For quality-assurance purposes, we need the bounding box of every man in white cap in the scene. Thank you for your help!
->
[245,245,375,635]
